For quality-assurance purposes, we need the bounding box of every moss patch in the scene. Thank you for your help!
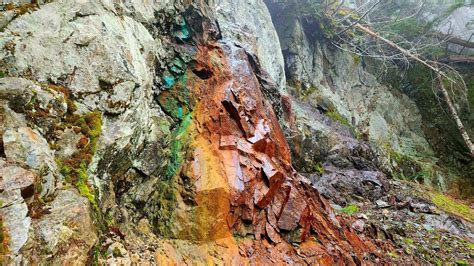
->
[337,204,359,216]
[58,112,102,210]
[380,143,428,181]
[151,180,178,237]
[326,110,351,128]
[325,109,363,139]
[455,260,469,266]
[313,162,324,175]
[297,85,319,100]
[430,192,474,223]
[9,83,102,209]
[352,55,362,65]
[49,85,102,209]
[148,113,193,237]
[0,218,9,257]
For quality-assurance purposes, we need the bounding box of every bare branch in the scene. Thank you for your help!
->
[336,0,381,36]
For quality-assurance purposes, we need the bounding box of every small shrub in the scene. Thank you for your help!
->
[455,260,468,266]
[313,162,324,175]
[338,204,359,216]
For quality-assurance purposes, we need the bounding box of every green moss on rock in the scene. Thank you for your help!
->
[58,111,102,210]
[429,192,474,223]
[0,218,8,257]
[337,204,359,216]
[313,162,324,175]
[326,110,351,128]
[151,180,178,237]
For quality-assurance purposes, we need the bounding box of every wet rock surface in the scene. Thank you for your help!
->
[264,0,470,195]
[285,98,474,264]
[0,0,472,265]
[358,180,474,264]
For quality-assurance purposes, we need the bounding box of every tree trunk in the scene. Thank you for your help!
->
[436,76,474,156]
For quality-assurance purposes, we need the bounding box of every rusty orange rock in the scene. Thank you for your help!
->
[164,29,389,263]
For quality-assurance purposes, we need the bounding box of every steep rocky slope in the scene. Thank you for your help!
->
[0,0,473,265]
[265,0,464,192]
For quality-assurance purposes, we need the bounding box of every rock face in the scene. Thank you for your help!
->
[438,5,474,54]
[267,1,432,158]
[0,162,33,255]
[0,0,472,265]
[210,0,287,90]
[155,29,383,263]
[264,0,470,194]
[0,77,98,263]
[0,1,383,264]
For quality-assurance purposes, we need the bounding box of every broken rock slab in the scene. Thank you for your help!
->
[0,165,36,254]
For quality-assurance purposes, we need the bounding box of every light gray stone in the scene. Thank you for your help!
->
[107,242,131,266]
[375,200,391,209]
[4,127,53,169]
[35,189,98,263]
[54,128,83,161]
[4,1,156,97]
[0,165,35,191]
[211,0,286,89]
[3,126,58,196]
[0,190,30,254]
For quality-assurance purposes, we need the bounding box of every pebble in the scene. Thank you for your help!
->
[352,219,366,232]
[375,200,391,208]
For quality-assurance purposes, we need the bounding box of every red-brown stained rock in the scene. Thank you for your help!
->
[247,119,269,144]
[261,157,283,185]
[236,139,253,155]
[298,241,335,265]
[255,176,284,209]
[251,137,267,154]
[264,139,276,159]
[252,181,267,205]
[227,207,241,229]
[177,40,388,264]
[241,206,253,222]
[219,135,237,150]
[277,187,307,231]
[253,211,266,241]
[271,185,291,220]
[298,206,314,243]
[265,222,282,244]
[221,150,244,191]
[222,98,254,138]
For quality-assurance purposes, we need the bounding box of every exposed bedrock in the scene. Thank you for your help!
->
[0,0,472,265]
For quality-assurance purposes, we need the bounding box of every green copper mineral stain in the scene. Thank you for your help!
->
[173,16,191,41]
[163,75,176,89]
[165,113,193,179]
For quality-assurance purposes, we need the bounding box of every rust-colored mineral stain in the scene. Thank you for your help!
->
[172,41,387,264]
